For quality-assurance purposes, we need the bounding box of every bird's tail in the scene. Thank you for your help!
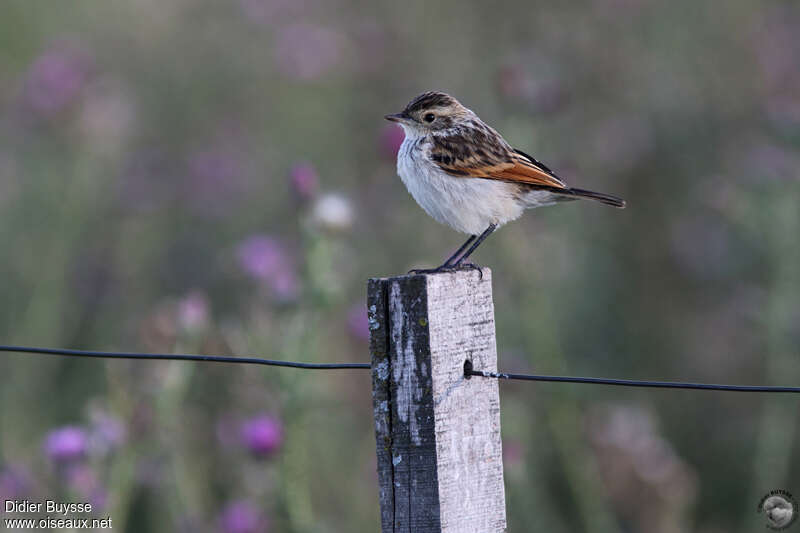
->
[561,187,626,208]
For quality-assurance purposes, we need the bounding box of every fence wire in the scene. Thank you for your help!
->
[2,344,800,393]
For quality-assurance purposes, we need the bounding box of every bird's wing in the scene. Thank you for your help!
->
[430,134,567,189]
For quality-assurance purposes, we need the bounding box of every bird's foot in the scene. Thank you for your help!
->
[407,265,458,275]
[454,262,484,280]
[408,262,483,279]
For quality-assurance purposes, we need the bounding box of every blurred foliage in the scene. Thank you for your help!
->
[0,0,799,531]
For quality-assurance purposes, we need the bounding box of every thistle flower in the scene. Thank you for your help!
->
[240,415,283,457]
[347,305,370,341]
[177,290,210,332]
[289,162,319,202]
[44,426,88,463]
[59,463,107,510]
[0,466,32,501]
[219,501,268,533]
[88,409,126,455]
[311,193,354,232]
[235,235,299,300]
[23,44,90,116]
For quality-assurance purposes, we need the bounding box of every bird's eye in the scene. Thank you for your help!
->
[424,113,436,123]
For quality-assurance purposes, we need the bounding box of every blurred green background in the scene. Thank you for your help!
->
[1,1,799,531]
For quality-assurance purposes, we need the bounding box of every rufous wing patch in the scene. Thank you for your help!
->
[489,157,567,188]
[433,150,567,189]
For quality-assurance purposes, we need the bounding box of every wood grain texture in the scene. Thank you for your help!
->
[369,278,394,531]
[368,269,506,533]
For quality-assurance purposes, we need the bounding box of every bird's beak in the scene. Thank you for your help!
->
[384,112,408,123]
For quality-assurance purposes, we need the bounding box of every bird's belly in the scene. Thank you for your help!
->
[397,154,524,235]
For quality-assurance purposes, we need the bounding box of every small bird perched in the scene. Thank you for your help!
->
[385,91,625,273]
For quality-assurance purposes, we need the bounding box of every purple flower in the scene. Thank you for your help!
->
[289,162,319,202]
[236,236,286,280]
[0,466,32,501]
[219,501,268,533]
[88,410,126,454]
[44,426,88,463]
[347,305,370,341]
[274,24,343,81]
[268,269,299,301]
[64,464,108,511]
[240,415,283,456]
[23,44,90,116]
[236,235,299,300]
[380,124,405,160]
[65,463,97,493]
[178,290,210,331]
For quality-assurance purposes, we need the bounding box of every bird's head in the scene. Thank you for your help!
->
[385,91,470,136]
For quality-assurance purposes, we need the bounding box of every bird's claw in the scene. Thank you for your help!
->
[456,262,484,280]
[407,266,457,275]
[408,262,483,280]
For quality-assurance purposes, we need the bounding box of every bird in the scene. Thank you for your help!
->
[385,91,626,274]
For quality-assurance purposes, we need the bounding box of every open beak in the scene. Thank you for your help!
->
[384,112,408,123]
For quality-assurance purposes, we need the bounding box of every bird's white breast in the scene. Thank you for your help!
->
[396,134,526,235]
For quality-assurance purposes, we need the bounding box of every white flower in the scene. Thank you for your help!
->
[311,193,354,231]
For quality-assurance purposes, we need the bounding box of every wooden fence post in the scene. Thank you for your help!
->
[368,269,506,532]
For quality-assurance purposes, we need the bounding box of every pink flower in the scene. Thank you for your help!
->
[380,124,405,160]
[235,235,299,300]
[289,162,319,202]
[178,290,210,331]
[219,501,269,533]
[237,236,286,281]
[88,410,126,455]
[64,464,107,511]
[347,305,370,341]
[240,415,283,457]
[23,44,90,116]
[44,426,88,463]
[0,466,32,501]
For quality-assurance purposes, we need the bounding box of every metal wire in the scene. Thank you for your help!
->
[3,344,799,393]
[466,368,800,393]
[0,345,371,370]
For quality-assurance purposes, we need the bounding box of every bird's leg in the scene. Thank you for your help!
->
[408,225,497,278]
[442,235,477,267]
[451,223,497,270]
[408,235,476,275]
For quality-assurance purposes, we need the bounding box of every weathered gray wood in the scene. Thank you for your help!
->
[369,269,506,533]
[368,277,395,531]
